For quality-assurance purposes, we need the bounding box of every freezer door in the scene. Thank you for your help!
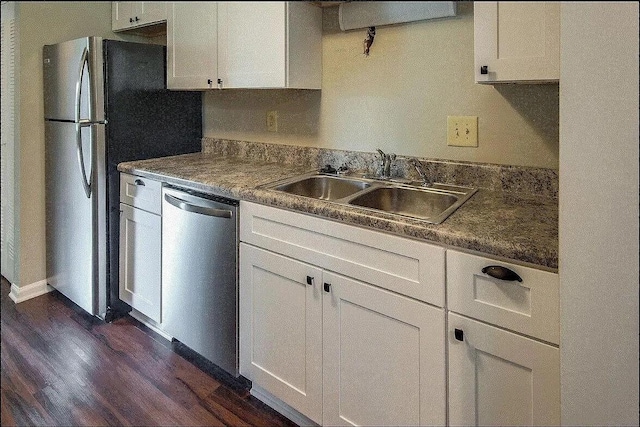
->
[43,37,105,122]
[45,121,107,316]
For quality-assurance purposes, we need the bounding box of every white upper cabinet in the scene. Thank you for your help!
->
[112,2,167,32]
[474,1,559,83]
[167,2,218,90]
[167,1,322,90]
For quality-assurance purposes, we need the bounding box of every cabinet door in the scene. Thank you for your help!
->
[474,2,559,83]
[119,203,161,322]
[218,2,286,88]
[322,272,446,426]
[112,2,135,31]
[167,2,218,90]
[239,244,323,424]
[113,2,166,31]
[448,313,560,426]
[137,2,166,26]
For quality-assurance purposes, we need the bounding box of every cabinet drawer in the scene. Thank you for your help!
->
[240,201,445,306]
[120,173,162,214]
[447,250,559,344]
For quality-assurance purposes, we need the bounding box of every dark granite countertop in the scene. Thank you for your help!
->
[118,152,558,271]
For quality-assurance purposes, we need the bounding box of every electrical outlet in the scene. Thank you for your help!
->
[447,116,478,147]
[266,110,278,132]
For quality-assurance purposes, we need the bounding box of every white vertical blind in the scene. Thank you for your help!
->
[1,1,17,282]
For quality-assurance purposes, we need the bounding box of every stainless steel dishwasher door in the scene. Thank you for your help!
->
[161,186,239,377]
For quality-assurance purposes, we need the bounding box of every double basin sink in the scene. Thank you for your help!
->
[261,172,477,224]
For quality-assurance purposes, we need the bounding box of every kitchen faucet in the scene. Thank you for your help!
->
[408,158,433,187]
[376,149,396,179]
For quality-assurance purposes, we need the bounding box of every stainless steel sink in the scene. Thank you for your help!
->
[273,175,372,201]
[347,186,459,222]
[261,172,477,224]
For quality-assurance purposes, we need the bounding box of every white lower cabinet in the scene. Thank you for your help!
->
[239,201,446,426]
[239,202,559,426]
[239,244,323,423]
[119,202,161,322]
[118,173,162,323]
[322,272,445,426]
[446,249,560,426]
[447,313,560,426]
[240,243,446,426]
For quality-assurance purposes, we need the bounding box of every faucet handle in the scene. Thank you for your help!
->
[409,158,432,186]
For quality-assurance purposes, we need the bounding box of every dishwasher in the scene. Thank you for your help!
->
[161,185,239,377]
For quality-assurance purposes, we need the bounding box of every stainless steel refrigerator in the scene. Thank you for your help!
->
[43,37,201,320]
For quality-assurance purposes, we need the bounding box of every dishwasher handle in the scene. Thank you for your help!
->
[164,193,233,218]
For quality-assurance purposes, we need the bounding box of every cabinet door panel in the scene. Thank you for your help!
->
[112,2,166,31]
[138,1,166,25]
[323,272,446,426]
[239,243,323,424]
[167,2,217,90]
[119,203,161,322]
[218,2,286,88]
[448,313,560,426]
[112,2,135,31]
[474,2,559,83]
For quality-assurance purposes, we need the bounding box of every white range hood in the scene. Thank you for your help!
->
[338,1,457,31]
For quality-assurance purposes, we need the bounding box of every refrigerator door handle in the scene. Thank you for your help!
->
[75,46,89,123]
[76,123,92,198]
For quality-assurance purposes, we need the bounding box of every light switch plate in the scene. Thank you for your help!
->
[447,116,478,147]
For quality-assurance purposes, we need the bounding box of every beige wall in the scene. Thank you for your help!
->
[15,1,141,287]
[203,3,559,169]
[559,2,639,425]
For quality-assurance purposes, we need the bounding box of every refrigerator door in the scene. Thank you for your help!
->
[43,37,104,123]
[45,121,107,316]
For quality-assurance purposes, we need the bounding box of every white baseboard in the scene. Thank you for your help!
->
[8,279,54,303]
[250,384,318,427]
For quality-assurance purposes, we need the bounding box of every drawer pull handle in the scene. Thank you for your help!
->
[454,328,464,341]
[306,276,314,286]
[323,282,331,293]
[134,179,145,186]
[481,265,523,282]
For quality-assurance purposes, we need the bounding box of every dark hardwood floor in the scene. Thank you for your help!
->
[0,276,297,427]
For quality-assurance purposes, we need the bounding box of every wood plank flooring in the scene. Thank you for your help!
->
[0,276,297,427]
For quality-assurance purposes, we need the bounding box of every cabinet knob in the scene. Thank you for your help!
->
[481,265,523,282]
[323,282,331,293]
[135,16,140,22]
[480,65,488,75]
[129,17,134,23]
[134,179,145,186]
[454,328,464,341]
[306,276,314,286]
